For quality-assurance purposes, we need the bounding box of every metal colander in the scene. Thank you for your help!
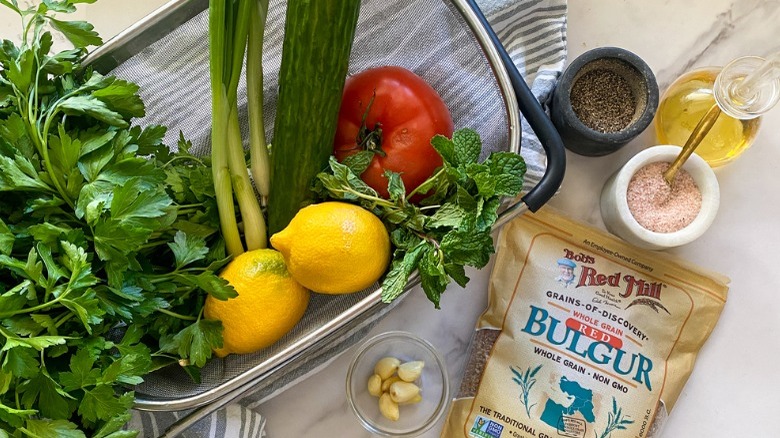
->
[86,0,564,431]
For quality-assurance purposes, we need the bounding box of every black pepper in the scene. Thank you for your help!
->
[570,69,636,133]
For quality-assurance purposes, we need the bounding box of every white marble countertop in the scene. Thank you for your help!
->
[265,1,780,436]
[5,0,779,436]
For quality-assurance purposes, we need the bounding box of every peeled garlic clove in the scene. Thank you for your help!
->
[379,392,400,421]
[374,357,400,380]
[368,374,382,397]
[381,375,401,392]
[397,361,424,382]
[399,394,423,405]
[389,381,421,403]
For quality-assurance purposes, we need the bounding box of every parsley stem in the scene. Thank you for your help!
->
[37,110,75,208]
[156,308,198,321]
[163,155,206,168]
[54,313,74,328]
[0,289,70,319]
[22,13,35,47]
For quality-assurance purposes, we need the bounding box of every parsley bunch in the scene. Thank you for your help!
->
[0,2,235,436]
[315,128,526,308]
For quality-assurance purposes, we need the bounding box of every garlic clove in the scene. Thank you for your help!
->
[389,381,421,403]
[399,393,423,405]
[381,375,401,392]
[368,374,382,397]
[397,360,424,382]
[374,357,400,380]
[379,392,399,421]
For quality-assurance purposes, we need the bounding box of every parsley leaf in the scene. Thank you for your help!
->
[163,319,223,368]
[47,17,102,48]
[21,418,87,438]
[168,231,209,269]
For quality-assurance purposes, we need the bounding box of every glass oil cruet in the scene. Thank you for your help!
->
[655,52,780,168]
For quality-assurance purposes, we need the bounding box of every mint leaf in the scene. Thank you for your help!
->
[418,247,449,308]
[381,242,427,303]
[430,135,456,165]
[452,128,481,165]
[384,170,405,202]
[428,203,466,229]
[440,229,494,268]
[445,263,470,287]
[485,151,526,196]
[475,197,502,232]
[341,150,374,174]
[315,156,379,202]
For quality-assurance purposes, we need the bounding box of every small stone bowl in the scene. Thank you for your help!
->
[600,145,720,250]
[551,47,659,156]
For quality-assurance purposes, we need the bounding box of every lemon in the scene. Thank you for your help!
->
[204,249,309,358]
[270,202,391,294]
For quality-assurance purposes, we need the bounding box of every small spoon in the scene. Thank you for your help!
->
[662,103,721,185]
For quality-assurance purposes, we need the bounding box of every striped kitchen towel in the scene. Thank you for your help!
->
[127,0,566,435]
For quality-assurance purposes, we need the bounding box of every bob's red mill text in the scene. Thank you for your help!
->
[442,208,728,438]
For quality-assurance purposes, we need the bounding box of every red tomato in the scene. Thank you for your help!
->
[333,66,454,201]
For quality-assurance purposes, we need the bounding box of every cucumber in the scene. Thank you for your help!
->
[268,0,362,234]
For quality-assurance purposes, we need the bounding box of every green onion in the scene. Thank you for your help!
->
[248,0,271,201]
[209,0,269,255]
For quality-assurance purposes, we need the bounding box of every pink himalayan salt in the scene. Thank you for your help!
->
[626,162,702,233]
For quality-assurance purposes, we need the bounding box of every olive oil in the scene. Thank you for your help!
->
[655,68,761,167]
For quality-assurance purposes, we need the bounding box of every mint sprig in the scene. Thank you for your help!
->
[314,128,526,308]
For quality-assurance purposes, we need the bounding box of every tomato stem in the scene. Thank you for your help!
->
[356,91,385,156]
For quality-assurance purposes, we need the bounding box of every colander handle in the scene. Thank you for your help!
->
[464,0,566,213]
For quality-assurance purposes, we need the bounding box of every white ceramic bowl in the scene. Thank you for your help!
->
[600,145,720,250]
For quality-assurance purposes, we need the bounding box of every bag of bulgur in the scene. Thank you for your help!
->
[442,207,728,438]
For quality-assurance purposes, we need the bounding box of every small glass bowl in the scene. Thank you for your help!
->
[346,331,450,437]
